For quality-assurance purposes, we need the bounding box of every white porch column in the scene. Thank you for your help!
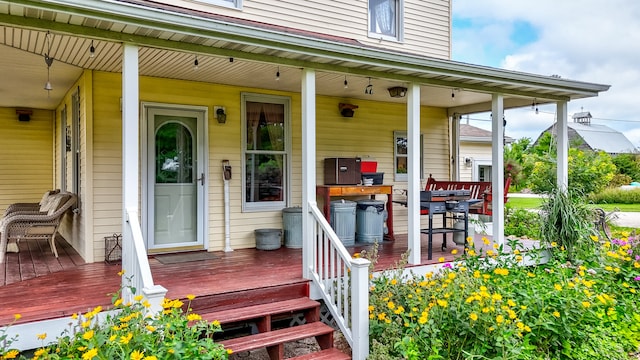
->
[301,68,316,279]
[556,101,569,190]
[122,43,139,295]
[491,94,505,245]
[407,83,421,265]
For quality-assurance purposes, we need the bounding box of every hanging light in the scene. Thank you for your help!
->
[89,40,95,58]
[43,31,54,95]
[193,56,199,70]
[275,66,280,81]
[343,75,348,89]
[364,77,373,95]
[532,98,539,114]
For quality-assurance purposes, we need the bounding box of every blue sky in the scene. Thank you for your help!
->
[450,0,640,149]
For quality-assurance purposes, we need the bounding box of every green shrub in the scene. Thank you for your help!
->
[1,275,231,360]
[589,187,640,204]
[368,233,640,360]
[505,206,541,239]
[609,173,633,188]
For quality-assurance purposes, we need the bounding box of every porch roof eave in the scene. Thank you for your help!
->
[4,0,610,103]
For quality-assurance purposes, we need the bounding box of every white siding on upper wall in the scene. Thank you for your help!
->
[459,142,492,181]
[156,0,451,59]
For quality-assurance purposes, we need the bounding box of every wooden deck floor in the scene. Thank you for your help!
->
[0,232,471,327]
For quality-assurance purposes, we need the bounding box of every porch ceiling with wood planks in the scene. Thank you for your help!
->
[0,0,609,112]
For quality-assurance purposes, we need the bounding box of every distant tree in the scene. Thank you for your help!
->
[611,153,640,182]
[503,138,531,190]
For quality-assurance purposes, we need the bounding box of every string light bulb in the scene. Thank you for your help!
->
[275,66,280,81]
[193,56,199,70]
[344,75,348,89]
[89,40,95,58]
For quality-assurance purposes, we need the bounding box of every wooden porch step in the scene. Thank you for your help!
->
[290,347,351,359]
[201,297,320,330]
[186,281,309,313]
[220,322,335,359]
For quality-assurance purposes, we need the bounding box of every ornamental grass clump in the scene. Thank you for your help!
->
[368,233,640,360]
[0,273,230,360]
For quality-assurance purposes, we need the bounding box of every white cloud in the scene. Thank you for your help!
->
[453,0,640,147]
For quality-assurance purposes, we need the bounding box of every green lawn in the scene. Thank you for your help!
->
[507,196,640,212]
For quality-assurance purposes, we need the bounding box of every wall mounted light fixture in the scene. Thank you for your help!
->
[16,109,33,122]
[214,106,227,124]
[338,103,358,117]
[387,86,407,98]
[464,157,472,167]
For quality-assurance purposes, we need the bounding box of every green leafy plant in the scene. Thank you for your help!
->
[1,274,230,360]
[539,187,594,261]
[504,206,541,239]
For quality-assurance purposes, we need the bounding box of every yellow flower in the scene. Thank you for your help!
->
[496,315,504,324]
[146,325,156,332]
[72,313,79,319]
[554,284,562,291]
[134,295,144,302]
[390,279,398,285]
[13,314,22,321]
[438,257,445,262]
[144,356,158,360]
[469,312,478,321]
[142,300,151,308]
[114,298,123,307]
[4,349,19,359]
[451,249,458,255]
[467,249,476,256]
[120,333,133,344]
[37,333,47,340]
[187,313,203,321]
[109,335,117,341]
[118,269,125,276]
[186,294,196,300]
[82,348,98,360]
[582,301,591,308]
[82,330,94,340]
[226,349,234,355]
[590,235,599,242]
[513,249,520,255]
[483,237,490,245]
[551,242,558,247]
[130,350,145,360]
[437,299,448,307]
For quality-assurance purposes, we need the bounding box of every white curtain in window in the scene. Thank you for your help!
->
[371,0,396,36]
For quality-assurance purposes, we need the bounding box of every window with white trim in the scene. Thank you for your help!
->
[242,93,290,211]
[193,0,242,9]
[394,131,423,181]
[368,0,403,41]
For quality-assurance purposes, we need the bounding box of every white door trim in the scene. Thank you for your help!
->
[141,102,209,252]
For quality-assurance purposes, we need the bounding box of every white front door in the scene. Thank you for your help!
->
[144,105,206,252]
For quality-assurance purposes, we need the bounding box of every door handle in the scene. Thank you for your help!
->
[197,173,205,186]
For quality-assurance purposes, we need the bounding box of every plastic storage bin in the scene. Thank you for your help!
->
[283,207,303,248]
[330,200,356,246]
[356,200,385,243]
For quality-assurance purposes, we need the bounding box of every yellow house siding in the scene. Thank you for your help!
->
[157,0,451,59]
[0,108,54,212]
[88,72,451,258]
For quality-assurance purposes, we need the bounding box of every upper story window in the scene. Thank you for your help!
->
[394,131,423,181]
[242,93,291,212]
[369,0,403,41]
[193,0,242,9]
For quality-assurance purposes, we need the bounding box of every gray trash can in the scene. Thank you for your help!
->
[255,228,282,250]
[283,207,303,248]
[330,200,356,246]
[356,200,385,244]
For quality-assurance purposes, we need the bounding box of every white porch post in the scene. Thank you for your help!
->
[122,43,139,299]
[556,101,569,190]
[301,68,316,279]
[451,114,461,181]
[491,94,505,245]
[407,83,421,265]
[351,258,370,360]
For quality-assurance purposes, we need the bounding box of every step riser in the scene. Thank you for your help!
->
[186,281,309,313]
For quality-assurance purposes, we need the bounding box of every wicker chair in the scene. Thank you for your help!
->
[0,192,77,264]
[2,189,60,218]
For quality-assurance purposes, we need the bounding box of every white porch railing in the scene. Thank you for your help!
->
[123,208,167,314]
[308,204,370,360]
